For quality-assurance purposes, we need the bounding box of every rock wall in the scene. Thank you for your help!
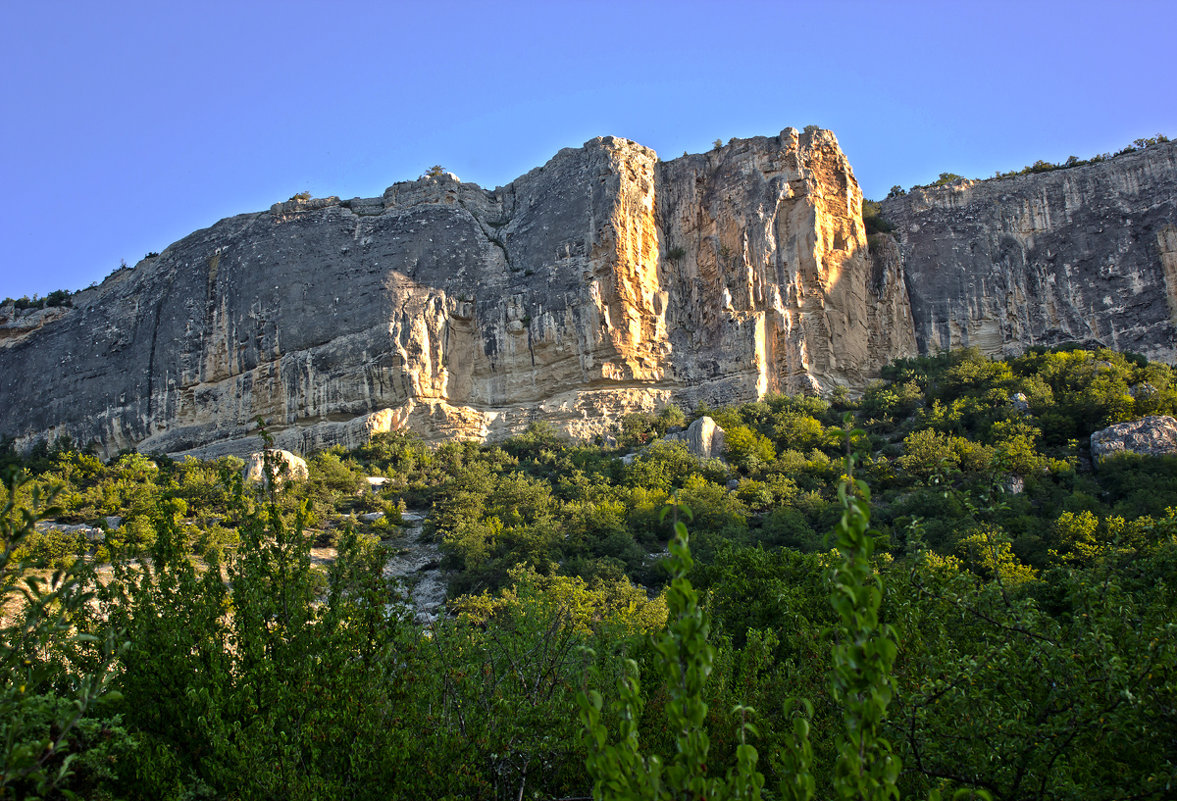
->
[4,132,1175,459]
[880,142,1177,361]
[0,128,911,458]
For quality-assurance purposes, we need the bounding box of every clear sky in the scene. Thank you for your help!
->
[3,0,1175,300]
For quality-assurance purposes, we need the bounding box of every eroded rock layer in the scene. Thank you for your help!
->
[1,129,907,456]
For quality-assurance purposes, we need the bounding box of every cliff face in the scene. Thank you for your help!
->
[1,128,909,457]
[880,142,1177,361]
[657,130,915,402]
[4,133,1174,458]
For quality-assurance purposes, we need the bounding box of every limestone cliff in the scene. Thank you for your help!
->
[6,132,1174,459]
[880,142,1177,361]
[0,128,908,457]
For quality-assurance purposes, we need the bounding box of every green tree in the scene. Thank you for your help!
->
[579,503,765,800]
[110,453,426,800]
[581,419,907,801]
[826,415,901,801]
[725,424,777,474]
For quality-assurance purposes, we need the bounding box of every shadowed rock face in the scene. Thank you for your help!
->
[1,128,909,457]
[3,132,1175,458]
[881,142,1177,361]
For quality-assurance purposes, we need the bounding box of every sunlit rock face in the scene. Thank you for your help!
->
[1,128,913,457]
[657,128,916,406]
[880,142,1177,362]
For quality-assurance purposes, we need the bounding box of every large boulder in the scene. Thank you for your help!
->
[1090,415,1177,466]
[243,449,310,485]
[35,521,105,542]
[664,416,726,460]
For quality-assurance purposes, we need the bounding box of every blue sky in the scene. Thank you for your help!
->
[3,0,1175,300]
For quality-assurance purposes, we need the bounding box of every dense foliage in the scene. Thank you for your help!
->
[2,346,1176,799]
[1,289,73,311]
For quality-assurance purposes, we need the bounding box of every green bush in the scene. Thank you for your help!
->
[1,471,125,799]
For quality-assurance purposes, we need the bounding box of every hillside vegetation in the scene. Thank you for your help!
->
[2,346,1176,800]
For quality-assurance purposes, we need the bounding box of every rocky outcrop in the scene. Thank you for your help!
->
[0,128,910,457]
[881,143,1177,361]
[243,450,310,485]
[1090,415,1177,465]
[35,521,105,542]
[382,510,446,624]
[656,129,917,402]
[664,416,726,460]
[0,302,71,344]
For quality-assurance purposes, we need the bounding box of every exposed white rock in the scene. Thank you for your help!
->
[0,129,916,457]
[382,511,446,624]
[35,521,104,542]
[242,449,310,485]
[664,416,726,460]
[3,134,1175,458]
[1090,415,1177,465]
